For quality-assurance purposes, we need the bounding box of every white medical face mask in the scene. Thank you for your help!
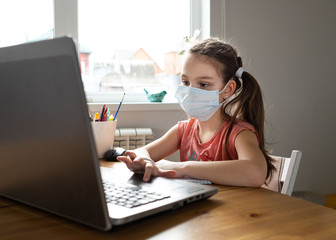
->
[175,81,230,122]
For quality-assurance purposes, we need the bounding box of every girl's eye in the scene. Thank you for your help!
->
[199,82,209,88]
[182,80,190,86]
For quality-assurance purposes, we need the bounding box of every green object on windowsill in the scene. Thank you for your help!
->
[144,89,167,102]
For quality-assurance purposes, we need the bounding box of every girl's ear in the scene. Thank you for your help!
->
[223,80,237,99]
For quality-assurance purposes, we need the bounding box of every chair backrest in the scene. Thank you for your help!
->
[262,150,302,195]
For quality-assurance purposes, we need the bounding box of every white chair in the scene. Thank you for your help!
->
[262,150,302,196]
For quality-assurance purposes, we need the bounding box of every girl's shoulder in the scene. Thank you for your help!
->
[233,119,256,131]
[230,119,258,140]
[230,119,259,144]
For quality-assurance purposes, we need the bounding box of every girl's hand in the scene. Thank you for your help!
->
[116,151,176,182]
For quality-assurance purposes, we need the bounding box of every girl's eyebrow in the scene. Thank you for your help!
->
[181,74,214,81]
[197,76,214,80]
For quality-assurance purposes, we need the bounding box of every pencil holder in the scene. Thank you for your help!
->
[91,120,117,159]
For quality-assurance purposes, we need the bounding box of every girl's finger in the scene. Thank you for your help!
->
[125,150,137,160]
[117,155,143,172]
[143,162,155,182]
[116,156,132,164]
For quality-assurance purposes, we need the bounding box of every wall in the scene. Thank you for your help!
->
[222,0,336,195]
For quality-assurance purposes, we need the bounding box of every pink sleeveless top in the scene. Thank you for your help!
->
[177,118,258,162]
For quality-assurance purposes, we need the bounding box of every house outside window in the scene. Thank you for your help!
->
[78,0,192,103]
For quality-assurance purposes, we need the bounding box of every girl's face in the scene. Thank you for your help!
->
[181,55,225,91]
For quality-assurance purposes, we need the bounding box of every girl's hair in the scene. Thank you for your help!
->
[189,38,275,180]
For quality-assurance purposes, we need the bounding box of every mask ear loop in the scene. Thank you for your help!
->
[219,80,233,104]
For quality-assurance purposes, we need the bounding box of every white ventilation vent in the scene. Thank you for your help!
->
[114,128,153,150]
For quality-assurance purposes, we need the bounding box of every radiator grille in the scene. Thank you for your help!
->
[113,128,153,150]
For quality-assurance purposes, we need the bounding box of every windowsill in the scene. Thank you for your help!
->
[86,91,182,112]
[87,102,182,112]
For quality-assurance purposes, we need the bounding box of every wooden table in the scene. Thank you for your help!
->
[1,161,336,240]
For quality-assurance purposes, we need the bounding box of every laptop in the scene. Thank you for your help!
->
[0,37,218,231]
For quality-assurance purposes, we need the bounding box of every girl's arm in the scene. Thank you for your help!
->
[142,124,180,161]
[156,130,268,187]
[118,126,267,187]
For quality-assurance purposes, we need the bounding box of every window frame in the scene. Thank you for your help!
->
[54,0,220,104]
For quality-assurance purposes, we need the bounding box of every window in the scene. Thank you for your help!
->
[1,0,212,104]
[78,0,192,103]
[0,0,54,48]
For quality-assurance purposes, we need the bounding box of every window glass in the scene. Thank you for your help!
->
[0,0,54,48]
[78,0,190,102]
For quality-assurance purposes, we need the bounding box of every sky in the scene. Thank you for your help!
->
[0,0,53,47]
[0,0,190,77]
[0,0,191,95]
[0,0,190,53]
[78,0,190,65]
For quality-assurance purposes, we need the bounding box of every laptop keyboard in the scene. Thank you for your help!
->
[103,181,170,208]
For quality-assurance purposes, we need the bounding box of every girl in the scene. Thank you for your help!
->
[118,38,275,187]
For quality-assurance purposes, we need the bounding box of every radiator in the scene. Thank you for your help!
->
[113,128,153,150]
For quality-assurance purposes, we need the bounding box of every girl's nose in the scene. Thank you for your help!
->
[189,82,197,88]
